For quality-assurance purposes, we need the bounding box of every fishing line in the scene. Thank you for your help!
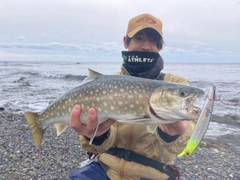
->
[206,86,239,114]
[209,93,239,107]
[217,97,239,106]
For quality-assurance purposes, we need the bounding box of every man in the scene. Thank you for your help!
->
[68,13,195,180]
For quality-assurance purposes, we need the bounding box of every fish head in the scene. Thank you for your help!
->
[148,84,204,123]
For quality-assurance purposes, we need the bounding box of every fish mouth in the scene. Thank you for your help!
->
[149,105,167,120]
[182,95,201,116]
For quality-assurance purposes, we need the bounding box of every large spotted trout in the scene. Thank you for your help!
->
[25,69,204,147]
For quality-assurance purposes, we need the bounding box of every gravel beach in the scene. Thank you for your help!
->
[0,110,240,180]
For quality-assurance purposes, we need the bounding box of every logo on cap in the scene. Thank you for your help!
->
[136,17,156,24]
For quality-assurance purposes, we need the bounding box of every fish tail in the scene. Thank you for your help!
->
[24,112,45,148]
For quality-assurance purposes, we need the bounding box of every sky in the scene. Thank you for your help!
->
[0,0,240,63]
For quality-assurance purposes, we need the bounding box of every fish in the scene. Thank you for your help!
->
[178,85,216,157]
[24,69,204,148]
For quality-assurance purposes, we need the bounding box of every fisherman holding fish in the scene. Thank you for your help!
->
[67,13,198,180]
[25,13,203,180]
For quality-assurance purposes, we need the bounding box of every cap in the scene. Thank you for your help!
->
[126,13,163,38]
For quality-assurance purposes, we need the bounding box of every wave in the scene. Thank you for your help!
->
[63,74,87,81]
[11,71,87,81]
[211,114,240,127]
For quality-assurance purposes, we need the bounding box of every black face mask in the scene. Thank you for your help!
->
[122,51,164,79]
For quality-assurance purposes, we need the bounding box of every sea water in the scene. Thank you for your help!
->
[0,61,239,137]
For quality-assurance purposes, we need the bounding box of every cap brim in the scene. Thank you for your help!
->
[127,25,163,38]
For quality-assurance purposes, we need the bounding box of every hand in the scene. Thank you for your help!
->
[158,120,189,136]
[69,104,116,139]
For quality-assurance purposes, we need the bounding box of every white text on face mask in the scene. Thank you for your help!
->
[128,56,154,63]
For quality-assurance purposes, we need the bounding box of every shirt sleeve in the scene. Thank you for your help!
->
[163,73,189,85]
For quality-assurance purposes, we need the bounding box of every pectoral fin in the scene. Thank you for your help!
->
[147,125,158,134]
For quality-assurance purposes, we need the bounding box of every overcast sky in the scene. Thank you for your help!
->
[0,0,240,63]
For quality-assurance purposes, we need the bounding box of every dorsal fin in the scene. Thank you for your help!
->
[83,68,102,82]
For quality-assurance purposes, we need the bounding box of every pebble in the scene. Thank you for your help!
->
[1,111,240,179]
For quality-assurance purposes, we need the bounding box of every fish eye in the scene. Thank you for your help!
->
[179,90,189,97]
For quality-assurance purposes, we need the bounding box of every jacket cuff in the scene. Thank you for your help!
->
[155,121,195,154]
[84,130,110,146]
[80,123,117,153]
[157,127,179,143]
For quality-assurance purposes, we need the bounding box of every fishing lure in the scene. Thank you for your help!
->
[178,85,216,157]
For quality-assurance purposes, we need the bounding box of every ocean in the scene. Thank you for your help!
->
[0,61,239,138]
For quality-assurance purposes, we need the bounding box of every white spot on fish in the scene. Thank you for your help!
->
[128,95,133,99]
[96,98,100,101]
[120,88,124,92]
[130,104,134,108]
[103,102,108,106]
[109,96,113,100]
[103,91,107,94]
[110,106,115,110]
[118,101,123,105]
[98,107,101,112]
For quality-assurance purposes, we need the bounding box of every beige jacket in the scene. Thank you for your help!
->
[80,72,195,180]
